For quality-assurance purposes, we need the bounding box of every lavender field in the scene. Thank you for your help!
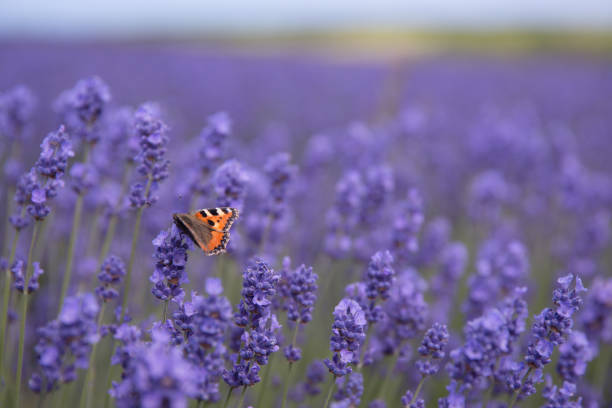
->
[0,42,611,408]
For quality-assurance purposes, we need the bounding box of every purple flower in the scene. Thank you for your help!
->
[69,162,99,194]
[468,169,510,223]
[580,277,612,344]
[416,217,451,267]
[110,326,198,407]
[324,171,365,258]
[542,376,582,408]
[95,255,126,302]
[150,224,190,302]
[401,390,424,408]
[172,280,232,402]
[525,274,586,369]
[390,189,424,261]
[0,84,36,141]
[416,323,449,376]
[29,293,99,393]
[263,152,297,219]
[333,372,363,407]
[198,112,231,174]
[324,298,366,377]
[556,331,594,383]
[279,259,319,324]
[364,250,395,301]
[54,76,111,142]
[381,269,427,349]
[129,103,170,208]
[360,165,394,223]
[304,360,327,395]
[224,258,280,388]
[213,159,249,209]
[11,259,44,293]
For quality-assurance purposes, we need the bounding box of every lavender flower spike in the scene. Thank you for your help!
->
[324,298,367,377]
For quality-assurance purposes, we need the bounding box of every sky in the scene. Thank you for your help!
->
[1,0,611,39]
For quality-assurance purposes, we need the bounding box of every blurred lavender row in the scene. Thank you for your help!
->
[0,42,610,408]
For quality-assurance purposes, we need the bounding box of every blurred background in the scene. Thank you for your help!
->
[1,0,611,140]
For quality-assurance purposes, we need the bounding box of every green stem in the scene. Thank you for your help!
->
[255,353,274,407]
[237,386,247,408]
[377,346,401,400]
[280,363,293,408]
[0,223,21,388]
[322,377,336,408]
[120,175,152,322]
[409,377,426,405]
[80,303,106,408]
[15,221,41,407]
[162,300,169,322]
[280,324,300,408]
[92,164,132,290]
[222,387,234,408]
[59,192,85,313]
[509,367,532,408]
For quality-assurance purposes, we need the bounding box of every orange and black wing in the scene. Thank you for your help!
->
[175,207,239,255]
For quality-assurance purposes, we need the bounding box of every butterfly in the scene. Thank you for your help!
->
[173,207,239,255]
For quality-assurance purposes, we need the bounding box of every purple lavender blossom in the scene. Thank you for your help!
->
[324,298,366,377]
[581,277,612,344]
[542,376,582,408]
[11,259,44,293]
[0,84,36,141]
[128,103,170,208]
[416,323,449,376]
[224,258,280,388]
[324,171,365,258]
[54,76,111,142]
[172,278,232,402]
[525,275,586,370]
[263,152,297,219]
[304,360,327,396]
[95,255,126,302]
[29,293,99,392]
[69,162,99,194]
[150,224,190,302]
[556,331,594,383]
[364,250,395,301]
[381,269,427,350]
[110,326,198,407]
[360,165,394,223]
[213,159,249,209]
[401,390,424,408]
[390,189,424,261]
[279,260,318,324]
[333,372,363,407]
[13,125,74,221]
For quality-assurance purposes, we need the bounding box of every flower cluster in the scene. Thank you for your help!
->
[29,293,99,392]
[224,258,280,388]
[172,278,232,402]
[390,189,424,261]
[150,224,190,302]
[525,274,586,369]
[324,298,367,377]
[110,326,198,407]
[129,103,170,208]
[11,259,44,293]
[95,255,126,302]
[10,126,74,224]
[213,159,249,209]
[0,84,36,141]
[416,322,449,376]
[263,152,297,219]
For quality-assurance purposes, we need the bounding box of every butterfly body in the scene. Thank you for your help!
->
[173,207,239,255]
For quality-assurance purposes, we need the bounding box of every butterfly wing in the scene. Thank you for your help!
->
[173,207,239,256]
